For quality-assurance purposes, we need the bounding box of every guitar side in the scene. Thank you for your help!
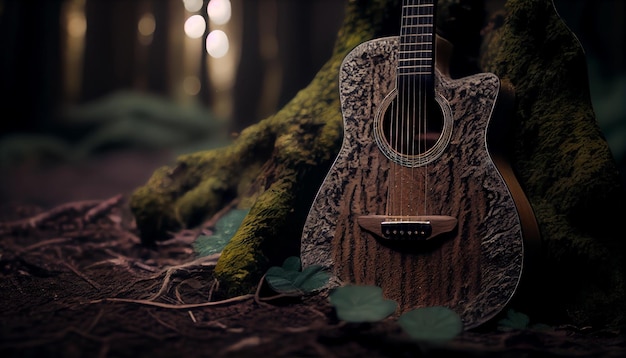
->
[301,37,525,329]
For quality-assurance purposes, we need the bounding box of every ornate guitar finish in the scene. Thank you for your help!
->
[301,0,535,329]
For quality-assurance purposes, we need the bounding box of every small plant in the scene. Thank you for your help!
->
[264,256,330,295]
[497,309,553,332]
[193,208,250,256]
[497,308,530,330]
[329,285,398,323]
[328,285,463,343]
[263,260,463,343]
[398,306,463,342]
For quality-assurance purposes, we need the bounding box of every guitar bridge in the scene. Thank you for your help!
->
[381,220,432,240]
[358,215,457,241]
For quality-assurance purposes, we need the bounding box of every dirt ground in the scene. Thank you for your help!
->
[1,150,626,357]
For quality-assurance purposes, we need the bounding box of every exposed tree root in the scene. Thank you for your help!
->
[142,253,221,301]
[0,194,123,234]
[91,294,254,309]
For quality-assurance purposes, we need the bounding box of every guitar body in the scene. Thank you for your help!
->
[301,37,525,329]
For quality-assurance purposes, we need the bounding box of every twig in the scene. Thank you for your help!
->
[92,294,254,309]
[188,311,197,323]
[254,273,271,307]
[86,249,159,273]
[19,237,72,253]
[84,194,124,222]
[207,278,219,301]
[132,261,160,273]
[310,340,338,358]
[305,305,328,319]
[220,336,263,355]
[147,310,182,334]
[85,308,104,333]
[63,261,102,290]
[0,199,103,230]
[254,272,294,304]
[174,283,185,304]
[146,254,220,301]
[1,326,112,349]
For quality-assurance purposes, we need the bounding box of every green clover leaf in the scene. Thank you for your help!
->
[329,285,397,323]
[265,256,329,295]
[398,306,463,343]
[497,309,530,331]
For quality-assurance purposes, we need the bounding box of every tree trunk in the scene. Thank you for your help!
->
[129,0,626,329]
[81,0,138,102]
[0,0,63,135]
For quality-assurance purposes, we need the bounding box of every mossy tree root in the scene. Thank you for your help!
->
[129,0,402,296]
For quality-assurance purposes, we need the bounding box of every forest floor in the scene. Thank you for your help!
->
[1,149,626,357]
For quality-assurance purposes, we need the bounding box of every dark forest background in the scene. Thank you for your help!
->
[0,0,624,200]
[0,0,345,135]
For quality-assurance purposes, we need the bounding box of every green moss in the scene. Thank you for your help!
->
[480,0,626,327]
[130,0,626,327]
[214,177,298,295]
[129,1,397,236]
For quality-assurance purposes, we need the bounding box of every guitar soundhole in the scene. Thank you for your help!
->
[381,92,444,155]
[374,88,453,167]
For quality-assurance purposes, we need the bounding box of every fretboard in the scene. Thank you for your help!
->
[398,0,435,84]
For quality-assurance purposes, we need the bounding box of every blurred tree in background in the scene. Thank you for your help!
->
[0,0,623,183]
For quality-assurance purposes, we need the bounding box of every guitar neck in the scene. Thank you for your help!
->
[398,0,436,93]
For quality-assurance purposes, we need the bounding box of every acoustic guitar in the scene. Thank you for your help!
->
[301,0,539,329]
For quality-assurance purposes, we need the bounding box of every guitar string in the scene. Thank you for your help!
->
[387,91,392,217]
[391,0,404,219]
[414,0,421,218]
[418,0,434,218]
[395,0,433,219]
[395,1,407,219]
[402,1,409,219]
[419,0,433,218]
[399,1,416,217]
[413,0,428,219]
[422,0,430,218]
[399,0,413,219]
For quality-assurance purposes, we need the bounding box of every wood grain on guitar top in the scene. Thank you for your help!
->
[301,37,524,329]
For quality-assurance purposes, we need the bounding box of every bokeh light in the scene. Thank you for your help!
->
[67,12,87,38]
[183,76,201,95]
[138,13,156,37]
[184,14,206,39]
[207,0,231,25]
[182,0,203,13]
[206,30,229,58]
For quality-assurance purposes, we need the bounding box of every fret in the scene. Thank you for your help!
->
[398,63,432,68]
[400,35,433,41]
[402,5,434,13]
[398,62,432,68]
[402,24,433,29]
[398,49,432,53]
[399,46,433,51]
[398,68,432,75]
[399,0,436,79]
[403,3,434,7]
[402,16,433,22]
